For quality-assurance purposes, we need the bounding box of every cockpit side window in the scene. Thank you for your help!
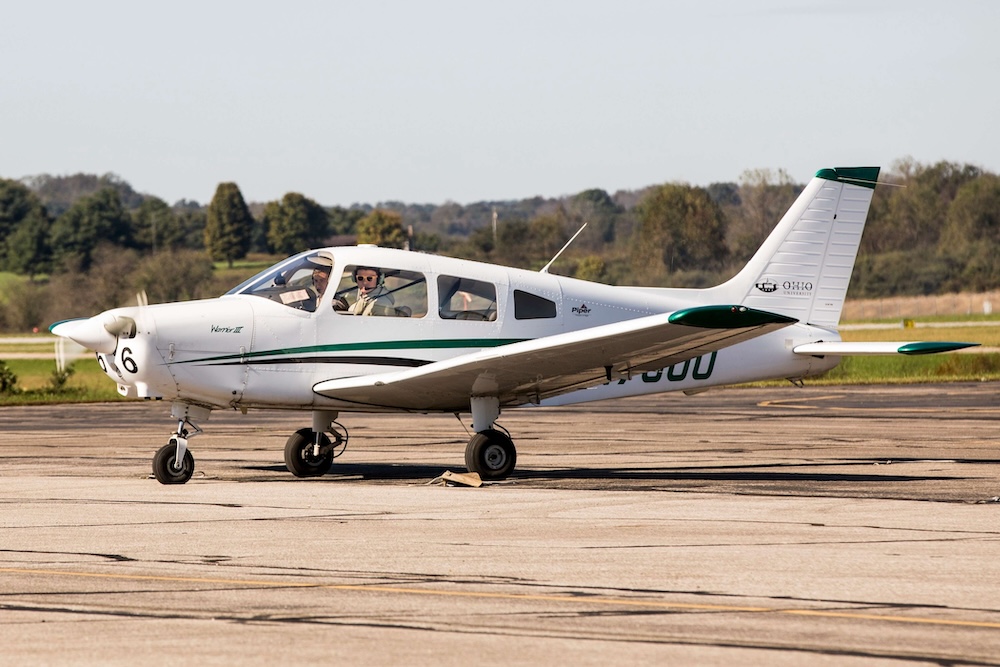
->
[333,265,427,318]
[513,290,557,319]
[438,275,497,321]
[237,251,334,313]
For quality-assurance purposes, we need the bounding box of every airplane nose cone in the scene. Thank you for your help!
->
[50,314,121,355]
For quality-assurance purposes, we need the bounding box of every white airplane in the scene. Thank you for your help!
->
[51,166,976,484]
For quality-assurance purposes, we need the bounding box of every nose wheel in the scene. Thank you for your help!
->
[152,414,203,484]
[153,439,195,484]
[465,428,517,480]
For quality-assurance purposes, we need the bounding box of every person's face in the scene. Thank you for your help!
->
[312,269,329,294]
[356,269,379,294]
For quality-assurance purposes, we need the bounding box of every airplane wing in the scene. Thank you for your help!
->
[313,305,796,411]
[793,341,979,356]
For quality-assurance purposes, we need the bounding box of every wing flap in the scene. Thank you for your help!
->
[313,305,796,411]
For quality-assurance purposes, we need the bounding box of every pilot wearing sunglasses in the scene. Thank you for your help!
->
[347,266,397,316]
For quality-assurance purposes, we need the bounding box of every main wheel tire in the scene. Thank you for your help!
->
[284,428,333,477]
[465,429,517,480]
[153,441,195,484]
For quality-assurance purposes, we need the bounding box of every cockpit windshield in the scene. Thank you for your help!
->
[226,250,334,313]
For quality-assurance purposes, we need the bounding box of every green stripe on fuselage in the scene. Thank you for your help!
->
[172,338,529,365]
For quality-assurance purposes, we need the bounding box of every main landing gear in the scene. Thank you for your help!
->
[465,427,516,480]
[283,411,349,478]
[463,396,517,481]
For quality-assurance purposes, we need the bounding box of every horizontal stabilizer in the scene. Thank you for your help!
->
[793,341,980,356]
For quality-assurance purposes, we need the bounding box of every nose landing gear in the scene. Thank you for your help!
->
[153,415,203,484]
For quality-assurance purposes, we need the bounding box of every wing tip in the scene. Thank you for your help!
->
[669,305,797,329]
[898,341,981,356]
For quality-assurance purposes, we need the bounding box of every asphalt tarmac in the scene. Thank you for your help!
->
[2,383,999,665]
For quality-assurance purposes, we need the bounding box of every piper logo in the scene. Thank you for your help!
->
[571,304,591,316]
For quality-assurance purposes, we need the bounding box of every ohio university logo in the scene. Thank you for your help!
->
[755,278,813,295]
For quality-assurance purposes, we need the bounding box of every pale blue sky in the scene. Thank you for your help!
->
[2,1,998,206]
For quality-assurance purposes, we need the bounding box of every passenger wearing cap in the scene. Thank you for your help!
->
[347,266,397,316]
[305,252,348,311]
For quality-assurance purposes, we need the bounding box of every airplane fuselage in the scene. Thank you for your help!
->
[95,245,840,413]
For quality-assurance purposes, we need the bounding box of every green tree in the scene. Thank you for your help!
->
[529,210,569,258]
[939,173,1000,291]
[633,183,728,280]
[44,245,142,319]
[573,255,607,282]
[131,249,216,303]
[263,192,330,254]
[0,360,17,394]
[173,207,207,250]
[356,209,407,248]
[131,196,177,253]
[727,168,799,261]
[24,172,143,217]
[49,188,132,271]
[5,218,52,277]
[568,188,622,246]
[329,206,365,236]
[2,280,48,331]
[0,179,51,276]
[204,183,253,267]
[862,159,981,255]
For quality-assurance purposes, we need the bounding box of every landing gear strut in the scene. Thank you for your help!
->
[464,395,517,480]
[153,437,195,484]
[152,405,208,484]
[284,411,348,478]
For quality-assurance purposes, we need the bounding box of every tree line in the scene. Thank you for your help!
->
[1,158,998,331]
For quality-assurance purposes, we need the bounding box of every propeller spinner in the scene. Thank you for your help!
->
[50,312,137,354]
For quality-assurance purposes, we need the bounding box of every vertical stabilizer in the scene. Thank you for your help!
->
[711,167,880,328]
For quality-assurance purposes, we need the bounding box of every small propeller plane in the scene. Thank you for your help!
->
[50,167,977,484]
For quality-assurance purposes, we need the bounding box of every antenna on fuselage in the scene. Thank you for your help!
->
[539,223,587,274]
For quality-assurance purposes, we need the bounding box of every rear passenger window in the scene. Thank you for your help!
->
[514,290,557,319]
[438,276,497,321]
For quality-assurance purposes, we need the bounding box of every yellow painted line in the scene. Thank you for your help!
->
[758,395,1000,414]
[3,567,1000,629]
[758,395,843,409]
[782,608,1000,629]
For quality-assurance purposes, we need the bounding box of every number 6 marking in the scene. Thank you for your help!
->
[121,347,139,374]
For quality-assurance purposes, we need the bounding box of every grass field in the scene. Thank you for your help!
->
[1,317,998,405]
